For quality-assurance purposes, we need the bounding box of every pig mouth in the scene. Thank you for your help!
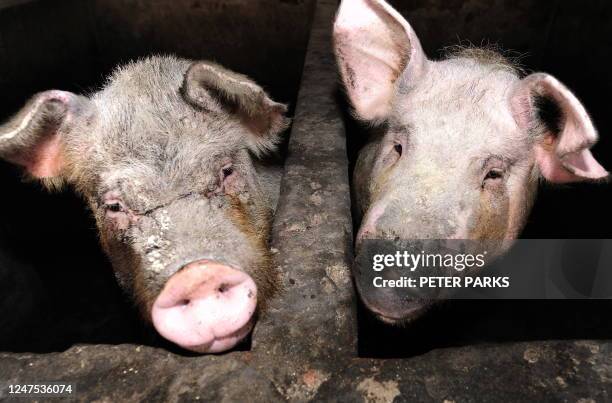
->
[151,260,258,353]
[369,303,430,326]
[353,260,433,325]
[180,317,255,354]
[359,292,432,326]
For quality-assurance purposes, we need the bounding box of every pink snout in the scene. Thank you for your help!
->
[151,260,257,353]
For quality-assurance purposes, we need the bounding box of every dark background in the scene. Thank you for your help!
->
[0,0,611,356]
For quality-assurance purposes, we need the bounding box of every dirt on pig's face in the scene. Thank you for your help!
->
[0,56,289,352]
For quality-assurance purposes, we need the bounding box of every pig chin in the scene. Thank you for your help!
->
[355,279,432,326]
[150,260,258,353]
[363,296,432,326]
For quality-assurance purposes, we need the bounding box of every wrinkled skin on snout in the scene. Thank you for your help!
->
[334,0,608,324]
[0,56,290,353]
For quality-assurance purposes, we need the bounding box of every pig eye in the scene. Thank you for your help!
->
[215,163,238,195]
[382,141,403,168]
[482,157,507,189]
[222,166,234,178]
[485,169,503,180]
[104,201,125,213]
[483,168,504,188]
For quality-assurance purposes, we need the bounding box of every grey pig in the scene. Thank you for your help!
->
[0,56,289,353]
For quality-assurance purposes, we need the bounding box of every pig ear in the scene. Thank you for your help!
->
[0,90,87,179]
[333,0,427,122]
[511,73,608,183]
[182,62,290,154]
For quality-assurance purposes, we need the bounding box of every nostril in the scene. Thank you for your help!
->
[152,260,258,353]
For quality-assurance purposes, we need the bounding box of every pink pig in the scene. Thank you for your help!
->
[334,0,608,323]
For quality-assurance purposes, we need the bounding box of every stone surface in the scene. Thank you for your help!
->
[252,0,357,360]
[0,340,610,402]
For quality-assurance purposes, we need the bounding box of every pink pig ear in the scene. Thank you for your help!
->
[333,0,427,122]
[0,90,87,179]
[511,73,608,183]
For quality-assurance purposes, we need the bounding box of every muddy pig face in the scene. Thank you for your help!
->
[334,0,608,323]
[0,56,289,352]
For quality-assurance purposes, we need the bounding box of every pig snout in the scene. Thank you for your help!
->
[358,282,430,325]
[151,260,257,353]
[354,239,432,325]
[356,192,476,248]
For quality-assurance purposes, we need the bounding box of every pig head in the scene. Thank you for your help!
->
[0,56,289,353]
[334,0,608,323]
